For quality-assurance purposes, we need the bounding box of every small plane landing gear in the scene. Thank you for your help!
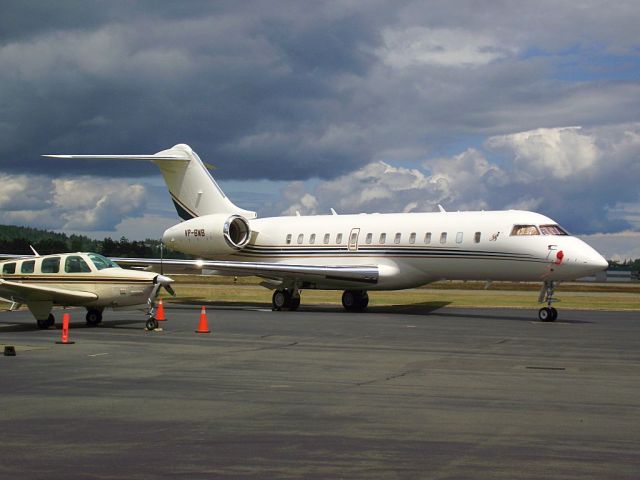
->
[37,313,55,329]
[272,289,301,311]
[538,306,558,322]
[146,317,159,330]
[538,280,559,322]
[85,309,103,326]
[342,290,369,312]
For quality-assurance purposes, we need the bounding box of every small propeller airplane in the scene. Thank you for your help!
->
[0,251,174,330]
[46,143,609,322]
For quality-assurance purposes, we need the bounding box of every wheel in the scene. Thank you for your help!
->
[272,290,290,311]
[146,318,159,330]
[342,290,356,310]
[289,294,301,311]
[359,292,369,310]
[550,307,558,322]
[46,313,55,327]
[538,307,553,322]
[37,318,49,329]
[85,309,103,326]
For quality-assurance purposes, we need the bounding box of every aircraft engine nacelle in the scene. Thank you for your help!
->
[162,213,252,256]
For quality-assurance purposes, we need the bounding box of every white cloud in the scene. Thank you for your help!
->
[0,174,150,232]
[486,127,599,179]
[279,123,640,236]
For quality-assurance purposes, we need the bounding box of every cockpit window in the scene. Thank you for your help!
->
[511,225,540,236]
[65,256,92,273]
[88,253,119,270]
[539,224,569,236]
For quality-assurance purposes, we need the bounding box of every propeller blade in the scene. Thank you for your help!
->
[163,284,176,297]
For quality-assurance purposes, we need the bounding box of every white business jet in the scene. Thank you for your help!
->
[46,144,608,321]
[0,252,174,330]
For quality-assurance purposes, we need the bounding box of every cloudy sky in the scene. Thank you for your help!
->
[1,1,639,259]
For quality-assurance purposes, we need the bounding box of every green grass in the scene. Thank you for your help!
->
[167,282,640,311]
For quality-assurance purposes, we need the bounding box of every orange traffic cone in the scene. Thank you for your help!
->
[56,313,75,344]
[195,306,211,334]
[156,298,166,321]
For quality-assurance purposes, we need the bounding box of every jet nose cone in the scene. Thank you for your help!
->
[591,253,609,272]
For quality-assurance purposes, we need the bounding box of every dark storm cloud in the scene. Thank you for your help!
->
[0,1,639,239]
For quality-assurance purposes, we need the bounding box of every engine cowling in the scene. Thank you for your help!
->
[162,213,252,256]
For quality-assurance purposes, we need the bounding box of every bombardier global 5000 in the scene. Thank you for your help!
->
[46,144,608,321]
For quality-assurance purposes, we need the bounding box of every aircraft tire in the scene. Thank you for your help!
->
[85,309,103,326]
[46,313,55,327]
[343,290,368,312]
[538,307,555,322]
[289,294,301,311]
[550,307,558,321]
[146,318,159,331]
[272,289,290,311]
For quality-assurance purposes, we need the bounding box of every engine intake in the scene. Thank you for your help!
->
[224,215,251,249]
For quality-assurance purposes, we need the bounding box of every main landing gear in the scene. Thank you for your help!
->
[36,314,55,329]
[272,289,301,311]
[342,290,369,312]
[538,280,558,322]
[85,308,103,326]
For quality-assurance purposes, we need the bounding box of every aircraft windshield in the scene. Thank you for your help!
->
[511,225,540,236]
[539,224,569,235]
[88,253,120,270]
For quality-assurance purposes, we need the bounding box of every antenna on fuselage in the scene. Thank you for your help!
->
[438,204,446,213]
[29,245,39,256]
[330,208,338,215]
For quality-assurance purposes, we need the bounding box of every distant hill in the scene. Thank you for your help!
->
[0,224,189,258]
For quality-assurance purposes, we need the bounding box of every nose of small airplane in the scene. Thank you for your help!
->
[155,274,175,285]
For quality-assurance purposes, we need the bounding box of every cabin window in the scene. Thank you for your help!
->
[286,234,292,245]
[474,232,481,243]
[88,253,118,270]
[365,233,372,244]
[394,233,401,244]
[297,234,304,244]
[21,260,35,274]
[409,233,416,244]
[539,224,569,236]
[350,231,358,244]
[309,234,316,245]
[440,232,447,244]
[456,232,463,244]
[2,262,16,275]
[424,232,432,244]
[511,225,540,236]
[336,233,343,244]
[379,233,386,244]
[65,256,91,273]
[323,233,330,244]
[41,257,61,274]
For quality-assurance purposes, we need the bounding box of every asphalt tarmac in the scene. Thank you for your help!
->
[1,303,639,479]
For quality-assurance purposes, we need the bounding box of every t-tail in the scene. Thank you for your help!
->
[44,144,256,220]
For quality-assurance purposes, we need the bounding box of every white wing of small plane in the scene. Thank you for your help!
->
[113,258,379,286]
[0,279,98,303]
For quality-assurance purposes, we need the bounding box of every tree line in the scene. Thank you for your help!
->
[0,224,190,259]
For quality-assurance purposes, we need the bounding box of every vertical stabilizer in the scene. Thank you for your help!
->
[152,144,256,220]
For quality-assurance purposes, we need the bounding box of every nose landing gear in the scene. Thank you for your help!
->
[538,280,558,322]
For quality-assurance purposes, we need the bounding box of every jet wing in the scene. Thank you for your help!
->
[0,279,98,304]
[113,258,379,286]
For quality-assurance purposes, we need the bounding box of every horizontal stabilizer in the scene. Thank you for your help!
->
[43,154,188,161]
